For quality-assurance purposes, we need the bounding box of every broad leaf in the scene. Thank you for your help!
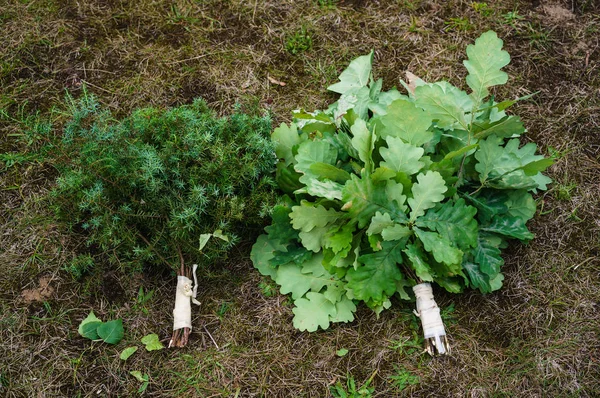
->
[329,297,357,323]
[336,86,371,120]
[120,346,138,361]
[414,83,470,129]
[474,115,525,140]
[379,99,433,146]
[275,253,335,299]
[299,225,329,252]
[506,190,536,223]
[276,263,313,300]
[341,172,392,228]
[308,163,351,183]
[251,234,286,279]
[380,137,425,175]
[366,211,395,236]
[293,109,336,134]
[325,223,355,255]
[416,198,478,249]
[294,140,337,177]
[463,261,492,294]
[386,180,408,215]
[290,201,342,232]
[130,370,147,383]
[96,319,124,345]
[381,224,411,241]
[404,243,434,282]
[141,333,164,351]
[264,203,298,246]
[269,245,312,267]
[327,51,374,94]
[482,216,534,241]
[350,118,375,171]
[292,292,337,332]
[297,176,344,200]
[78,311,102,340]
[272,123,300,166]
[463,30,510,103]
[346,241,405,303]
[369,88,406,115]
[408,171,447,221]
[475,136,549,190]
[414,228,463,267]
[472,232,504,277]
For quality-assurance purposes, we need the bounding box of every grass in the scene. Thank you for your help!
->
[1,0,600,396]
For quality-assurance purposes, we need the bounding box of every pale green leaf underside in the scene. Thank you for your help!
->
[327,51,374,94]
[408,171,447,221]
[463,30,510,104]
[414,83,469,129]
[141,333,164,351]
[379,99,433,146]
[251,234,286,279]
[350,118,375,171]
[292,292,336,332]
[272,123,300,166]
[120,346,138,361]
[290,201,342,232]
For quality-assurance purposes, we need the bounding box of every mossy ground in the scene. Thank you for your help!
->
[1,0,599,396]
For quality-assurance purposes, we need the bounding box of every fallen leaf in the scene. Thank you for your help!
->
[268,75,286,86]
[405,71,423,94]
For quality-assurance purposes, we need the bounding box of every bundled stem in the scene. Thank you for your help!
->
[169,249,193,348]
[413,283,449,356]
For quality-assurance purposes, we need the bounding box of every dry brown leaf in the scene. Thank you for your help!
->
[267,75,286,86]
[405,71,422,94]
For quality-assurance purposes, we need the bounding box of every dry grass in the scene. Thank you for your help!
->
[1,0,599,396]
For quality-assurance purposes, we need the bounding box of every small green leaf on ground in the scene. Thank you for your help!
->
[141,333,164,351]
[78,311,103,340]
[336,348,349,357]
[96,319,124,345]
[120,346,138,361]
[130,370,147,382]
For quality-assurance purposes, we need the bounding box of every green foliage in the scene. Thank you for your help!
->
[472,2,493,17]
[0,108,54,170]
[252,31,552,331]
[64,254,94,279]
[119,346,138,361]
[502,10,525,27]
[50,92,276,273]
[336,348,349,357]
[78,311,124,344]
[315,0,337,8]
[445,17,473,32]
[389,366,420,391]
[141,333,164,351]
[330,373,376,398]
[130,370,150,393]
[286,27,313,55]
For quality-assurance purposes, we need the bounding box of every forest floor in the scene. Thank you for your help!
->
[1,0,599,396]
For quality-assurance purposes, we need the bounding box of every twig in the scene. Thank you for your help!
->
[80,80,114,94]
[203,325,219,349]
[136,232,172,269]
[177,246,185,276]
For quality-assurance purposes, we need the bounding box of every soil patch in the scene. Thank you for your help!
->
[21,275,54,303]
[542,3,576,22]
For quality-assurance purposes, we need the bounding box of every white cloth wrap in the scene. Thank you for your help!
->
[173,276,193,331]
[172,265,201,331]
[413,283,447,354]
